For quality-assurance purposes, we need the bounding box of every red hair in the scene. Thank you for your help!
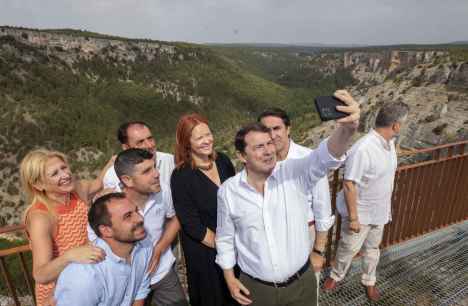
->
[175,113,217,169]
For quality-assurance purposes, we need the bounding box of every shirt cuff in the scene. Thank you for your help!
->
[215,253,236,270]
[314,215,336,231]
[319,138,346,169]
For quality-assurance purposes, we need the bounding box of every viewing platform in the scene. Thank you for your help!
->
[1,140,467,306]
[320,220,468,306]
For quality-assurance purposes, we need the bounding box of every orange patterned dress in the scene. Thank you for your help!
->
[25,193,89,306]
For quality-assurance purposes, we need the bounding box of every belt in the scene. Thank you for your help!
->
[243,260,310,288]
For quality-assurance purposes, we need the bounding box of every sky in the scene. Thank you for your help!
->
[1,0,468,45]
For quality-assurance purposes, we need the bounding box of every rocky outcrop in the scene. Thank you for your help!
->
[0,27,185,66]
[304,50,468,150]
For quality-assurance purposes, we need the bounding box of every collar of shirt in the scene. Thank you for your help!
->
[94,237,144,265]
[238,165,280,195]
[138,191,163,216]
[285,140,312,160]
[370,129,393,151]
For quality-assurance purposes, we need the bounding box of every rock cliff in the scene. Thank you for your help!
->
[303,50,468,150]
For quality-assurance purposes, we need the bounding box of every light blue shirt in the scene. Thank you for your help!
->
[87,186,176,284]
[54,237,153,306]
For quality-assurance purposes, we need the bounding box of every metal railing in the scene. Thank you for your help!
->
[0,141,467,305]
[0,225,34,306]
[326,140,468,265]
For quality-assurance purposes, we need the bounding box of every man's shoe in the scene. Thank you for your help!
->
[365,285,381,302]
[323,277,337,291]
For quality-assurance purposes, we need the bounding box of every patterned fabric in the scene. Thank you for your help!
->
[25,193,89,306]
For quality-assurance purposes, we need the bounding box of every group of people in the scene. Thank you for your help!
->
[19,89,409,306]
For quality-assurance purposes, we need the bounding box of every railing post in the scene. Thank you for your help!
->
[447,146,454,158]
[458,144,465,156]
[326,169,340,267]
[19,252,36,305]
[0,257,21,306]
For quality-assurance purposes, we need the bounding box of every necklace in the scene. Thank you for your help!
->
[197,161,214,171]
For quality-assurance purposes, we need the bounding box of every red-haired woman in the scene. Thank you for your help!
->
[171,113,238,306]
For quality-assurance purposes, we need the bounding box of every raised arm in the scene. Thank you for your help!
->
[327,90,360,158]
[75,155,116,204]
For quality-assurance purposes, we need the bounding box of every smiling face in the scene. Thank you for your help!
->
[190,123,214,159]
[239,131,277,176]
[124,124,156,154]
[123,158,161,194]
[106,197,146,243]
[260,115,290,159]
[38,156,74,196]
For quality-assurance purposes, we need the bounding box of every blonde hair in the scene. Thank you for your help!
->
[20,149,69,219]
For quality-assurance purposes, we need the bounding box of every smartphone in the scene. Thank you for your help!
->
[314,96,348,121]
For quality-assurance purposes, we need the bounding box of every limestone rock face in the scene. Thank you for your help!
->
[304,51,468,150]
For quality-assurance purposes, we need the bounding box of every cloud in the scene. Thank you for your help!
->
[1,0,467,44]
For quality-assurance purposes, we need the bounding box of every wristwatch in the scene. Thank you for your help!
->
[313,248,325,257]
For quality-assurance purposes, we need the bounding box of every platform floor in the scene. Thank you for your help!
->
[319,220,468,306]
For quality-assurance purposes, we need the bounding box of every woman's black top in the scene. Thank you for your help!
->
[171,152,237,306]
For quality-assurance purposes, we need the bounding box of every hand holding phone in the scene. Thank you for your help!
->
[314,96,348,122]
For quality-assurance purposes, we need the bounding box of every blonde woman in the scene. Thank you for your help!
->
[20,149,114,306]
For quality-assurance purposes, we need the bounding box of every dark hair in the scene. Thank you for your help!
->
[375,102,410,128]
[257,108,291,127]
[117,121,151,145]
[235,122,271,153]
[114,148,154,180]
[88,192,126,238]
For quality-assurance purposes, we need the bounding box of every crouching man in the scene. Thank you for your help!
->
[55,193,153,306]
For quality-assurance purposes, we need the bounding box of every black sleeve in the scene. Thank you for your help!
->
[170,169,207,242]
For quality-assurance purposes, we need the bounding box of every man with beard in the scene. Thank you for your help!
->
[216,90,360,306]
[103,121,175,191]
[54,192,153,306]
[114,148,187,306]
[323,102,409,302]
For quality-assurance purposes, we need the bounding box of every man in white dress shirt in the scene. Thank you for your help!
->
[216,90,360,306]
[258,108,335,305]
[258,108,334,267]
[103,121,175,191]
[115,148,187,306]
[323,102,409,302]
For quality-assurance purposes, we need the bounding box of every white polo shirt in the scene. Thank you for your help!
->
[336,130,397,225]
[284,140,335,232]
[216,139,344,282]
[139,185,177,284]
[103,151,175,192]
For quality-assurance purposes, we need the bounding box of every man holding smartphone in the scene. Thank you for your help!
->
[257,108,335,266]
[323,102,409,302]
[216,90,360,306]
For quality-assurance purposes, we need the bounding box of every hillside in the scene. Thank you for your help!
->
[0,26,344,225]
[1,26,467,225]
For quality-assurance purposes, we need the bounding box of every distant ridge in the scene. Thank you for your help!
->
[448,40,468,45]
[206,42,366,48]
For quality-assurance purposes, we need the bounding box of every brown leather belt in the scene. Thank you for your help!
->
[242,260,310,288]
